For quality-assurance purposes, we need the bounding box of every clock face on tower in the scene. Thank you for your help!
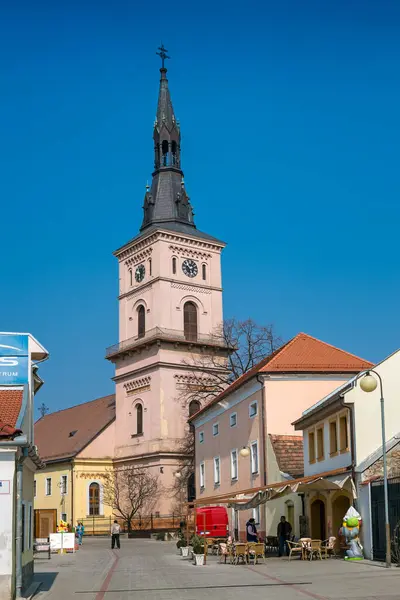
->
[135,264,145,283]
[182,259,198,278]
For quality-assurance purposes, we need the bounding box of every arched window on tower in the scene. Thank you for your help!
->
[202,264,206,281]
[171,141,177,166]
[162,140,169,166]
[136,404,143,435]
[137,305,145,339]
[189,400,201,417]
[89,482,100,516]
[172,257,177,274]
[184,302,198,341]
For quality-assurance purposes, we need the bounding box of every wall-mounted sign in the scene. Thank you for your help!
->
[0,333,29,385]
[0,480,11,495]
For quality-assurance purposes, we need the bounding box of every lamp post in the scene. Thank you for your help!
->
[359,370,391,568]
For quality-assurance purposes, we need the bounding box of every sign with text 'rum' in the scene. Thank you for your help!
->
[0,333,29,385]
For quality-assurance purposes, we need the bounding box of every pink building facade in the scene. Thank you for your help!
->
[106,60,229,513]
[190,333,372,539]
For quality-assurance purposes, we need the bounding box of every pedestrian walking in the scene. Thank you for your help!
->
[76,522,85,546]
[111,520,121,549]
[277,516,292,556]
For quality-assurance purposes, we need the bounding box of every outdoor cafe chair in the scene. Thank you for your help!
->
[308,540,323,561]
[205,538,215,554]
[233,543,248,565]
[218,542,234,564]
[286,541,303,561]
[247,543,266,564]
[321,537,337,559]
[299,538,312,560]
[265,535,279,554]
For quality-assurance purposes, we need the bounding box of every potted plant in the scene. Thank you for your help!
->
[192,536,205,566]
[176,538,189,556]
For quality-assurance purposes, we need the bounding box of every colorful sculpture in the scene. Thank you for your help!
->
[339,507,363,560]
[57,519,69,533]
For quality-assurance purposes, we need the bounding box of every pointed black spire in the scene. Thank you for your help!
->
[141,48,196,233]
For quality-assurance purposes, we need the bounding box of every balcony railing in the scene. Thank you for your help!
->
[105,326,228,358]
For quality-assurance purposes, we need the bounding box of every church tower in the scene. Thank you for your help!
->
[106,48,228,512]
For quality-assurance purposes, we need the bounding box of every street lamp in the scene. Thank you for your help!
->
[359,369,391,568]
[239,446,250,458]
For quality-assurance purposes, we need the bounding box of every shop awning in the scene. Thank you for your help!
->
[193,467,355,510]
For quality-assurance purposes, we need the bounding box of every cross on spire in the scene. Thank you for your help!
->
[156,44,170,69]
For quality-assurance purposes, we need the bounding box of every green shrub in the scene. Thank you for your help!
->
[193,542,204,555]
[191,535,204,555]
[176,539,187,548]
[155,532,165,541]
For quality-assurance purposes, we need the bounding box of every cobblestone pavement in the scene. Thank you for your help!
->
[33,538,400,600]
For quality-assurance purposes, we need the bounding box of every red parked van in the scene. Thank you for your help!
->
[196,506,229,538]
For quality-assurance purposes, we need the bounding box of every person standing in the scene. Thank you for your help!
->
[246,517,258,542]
[111,520,121,549]
[76,522,85,546]
[277,516,292,556]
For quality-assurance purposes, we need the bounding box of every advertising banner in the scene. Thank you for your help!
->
[0,333,29,385]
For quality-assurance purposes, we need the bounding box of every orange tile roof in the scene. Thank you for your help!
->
[260,332,373,373]
[0,389,23,428]
[189,332,372,420]
[35,394,115,462]
[269,434,304,478]
[0,423,22,438]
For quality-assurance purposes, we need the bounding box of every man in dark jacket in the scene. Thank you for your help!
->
[277,516,292,556]
[246,518,258,542]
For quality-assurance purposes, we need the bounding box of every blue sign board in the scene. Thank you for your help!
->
[0,333,29,385]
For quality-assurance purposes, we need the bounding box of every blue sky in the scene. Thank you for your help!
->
[1,1,399,414]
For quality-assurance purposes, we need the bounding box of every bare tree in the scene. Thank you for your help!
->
[102,465,160,533]
[225,318,283,380]
[172,318,283,501]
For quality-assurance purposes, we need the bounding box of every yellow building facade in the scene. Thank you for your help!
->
[34,395,116,535]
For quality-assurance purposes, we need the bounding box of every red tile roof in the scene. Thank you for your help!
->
[260,333,372,373]
[34,394,115,462]
[189,332,372,420]
[0,389,23,428]
[269,434,304,478]
[0,423,23,439]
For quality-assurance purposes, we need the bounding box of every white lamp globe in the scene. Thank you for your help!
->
[174,471,182,478]
[360,374,378,393]
[239,446,250,458]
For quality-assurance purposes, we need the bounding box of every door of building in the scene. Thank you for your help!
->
[311,499,326,540]
[371,478,400,561]
[34,509,57,538]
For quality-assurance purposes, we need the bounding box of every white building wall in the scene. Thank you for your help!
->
[345,349,400,466]
[303,416,352,477]
[0,451,16,600]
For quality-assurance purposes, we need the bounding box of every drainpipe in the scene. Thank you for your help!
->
[256,375,267,487]
[16,451,27,598]
[0,436,29,599]
[339,393,357,510]
[71,462,74,528]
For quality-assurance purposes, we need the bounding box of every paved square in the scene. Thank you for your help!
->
[33,538,400,600]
